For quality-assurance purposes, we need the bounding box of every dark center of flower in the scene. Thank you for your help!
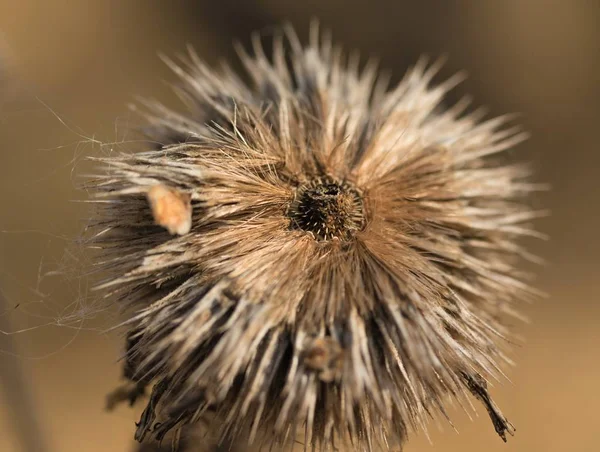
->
[288,177,365,241]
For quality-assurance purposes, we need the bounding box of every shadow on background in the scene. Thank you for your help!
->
[0,1,598,451]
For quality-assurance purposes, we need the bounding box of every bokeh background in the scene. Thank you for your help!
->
[0,1,598,451]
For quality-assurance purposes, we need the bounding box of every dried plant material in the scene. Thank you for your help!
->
[85,24,542,452]
[147,185,192,235]
[462,372,516,442]
[105,381,146,411]
[302,336,344,382]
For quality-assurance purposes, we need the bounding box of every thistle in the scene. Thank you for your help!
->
[90,25,541,451]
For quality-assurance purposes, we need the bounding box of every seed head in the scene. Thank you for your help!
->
[89,25,540,451]
[289,177,365,241]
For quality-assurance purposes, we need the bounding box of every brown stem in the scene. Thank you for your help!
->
[0,288,49,452]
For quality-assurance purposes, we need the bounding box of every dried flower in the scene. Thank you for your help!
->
[89,25,540,451]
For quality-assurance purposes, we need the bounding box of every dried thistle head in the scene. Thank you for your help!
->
[90,25,541,451]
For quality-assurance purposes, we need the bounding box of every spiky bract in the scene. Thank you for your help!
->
[88,25,540,451]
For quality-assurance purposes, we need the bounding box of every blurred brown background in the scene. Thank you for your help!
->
[0,1,598,451]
